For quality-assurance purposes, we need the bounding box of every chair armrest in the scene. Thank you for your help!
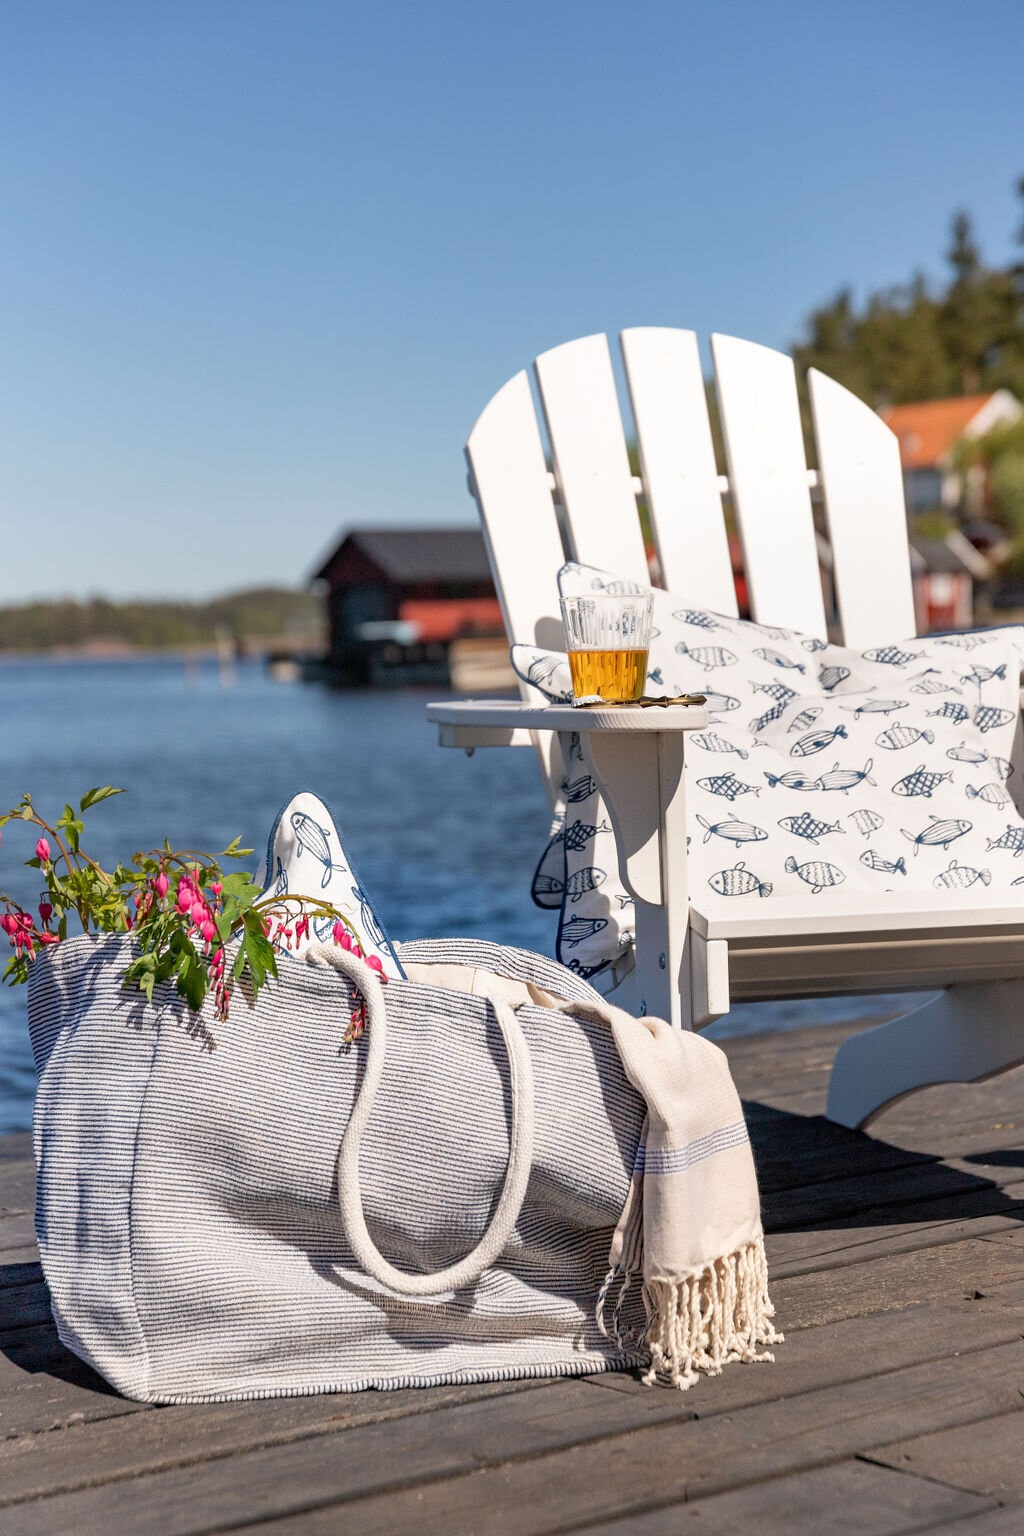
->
[426,699,709,747]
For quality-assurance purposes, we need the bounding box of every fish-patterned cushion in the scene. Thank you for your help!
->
[512,562,1024,982]
[260,790,405,978]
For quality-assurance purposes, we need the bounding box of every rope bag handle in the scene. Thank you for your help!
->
[304,942,536,1297]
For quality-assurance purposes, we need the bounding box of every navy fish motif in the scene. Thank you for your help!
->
[974,704,1015,734]
[764,768,821,791]
[910,679,961,695]
[752,681,798,702]
[708,861,773,898]
[777,812,845,844]
[696,772,761,800]
[692,731,749,759]
[672,609,723,630]
[933,634,987,650]
[967,782,1012,808]
[818,665,851,691]
[750,682,797,733]
[862,645,921,666]
[961,664,1007,687]
[927,702,969,724]
[902,817,972,854]
[787,706,823,733]
[696,813,768,846]
[703,691,741,715]
[526,655,572,701]
[877,724,935,751]
[273,857,288,898]
[892,764,954,798]
[989,756,1014,779]
[801,637,828,653]
[647,667,664,686]
[933,860,991,890]
[532,874,564,900]
[560,916,609,948]
[860,849,907,876]
[841,698,906,717]
[594,576,649,595]
[568,732,585,763]
[784,856,845,894]
[564,774,596,802]
[819,760,876,793]
[847,808,884,838]
[946,742,988,765]
[290,812,349,889]
[749,622,792,640]
[790,724,848,757]
[563,818,611,852]
[754,647,805,672]
[351,885,388,949]
[986,824,1024,857]
[674,642,737,670]
[565,866,607,901]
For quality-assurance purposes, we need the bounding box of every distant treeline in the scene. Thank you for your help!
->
[0,587,323,652]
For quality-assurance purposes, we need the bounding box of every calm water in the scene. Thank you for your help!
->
[0,657,916,1133]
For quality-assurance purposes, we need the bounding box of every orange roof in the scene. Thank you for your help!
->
[880,395,995,470]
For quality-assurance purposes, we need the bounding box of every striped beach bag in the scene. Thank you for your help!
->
[27,930,778,1403]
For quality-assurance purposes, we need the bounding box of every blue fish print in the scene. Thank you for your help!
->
[750,682,797,733]
[847,808,884,838]
[784,856,845,893]
[790,724,848,757]
[990,756,1014,779]
[902,817,972,855]
[927,702,969,724]
[527,655,572,701]
[819,760,876,793]
[674,642,738,671]
[788,706,823,733]
[672,609,723,630]
[818,665,851,691]
[290,812,349,889]
[777,812,844,845]
[933,860,991,890]
[801,637,828,653]
[986,825,1024,857]
[946,742,988,765]
[933,634,987,651]
[647,667,664,686]
[763,768,821,791]
[961,664,1007,687]
[564,774,596,802]
[974,704,1015,734]
[568,732,585,763]
[862,645,921,667]
[696,813,768,846]
[560,916,609,948]
[841,698,907,717]
[692,731,748,759]
[352,885,388,948]
[696,772,761,800]
[565,866,607,901]
[563,818,611,852]
[967,782,1012,808]
[754,647,805,672]
[703,691,741,715]
[876,724,935,751]
[910,679,961,695]
[708,861,773,897]
[860,849,907,876]
[273,857,288,899]
[892,764,953,798]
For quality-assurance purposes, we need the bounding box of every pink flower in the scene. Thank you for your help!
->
[38,931,59,946]
[0,913,17,936]
[210,881,222,897]
[35,838,51,862]
[332,921,350,947]
[366,955,384,975]
[154,872,169,899]
[38,902,53,924]
[176,886,192,914]
[201,919,216,943]
[191,900,207,926]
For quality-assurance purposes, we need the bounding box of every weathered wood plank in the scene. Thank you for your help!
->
[866,1407,1024,1500]
[5,1338,1024,1535]
[565,1460,995,1535]
[0,1281,51,1333]
[911,1507,1024,1534]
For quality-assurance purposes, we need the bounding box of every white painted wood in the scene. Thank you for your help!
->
[711,333,827,637]
[620,327,737,612]
[691,887,1024,939]
[533,335,650,583]
[434,724,535,749]
[690,935,730,1028]
[809,367,917,647]
[827,980,1024,1129]
[426,700,709,733]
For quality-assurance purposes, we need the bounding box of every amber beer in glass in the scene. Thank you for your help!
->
[559,593,654,702]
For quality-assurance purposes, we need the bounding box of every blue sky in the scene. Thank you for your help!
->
[2,0,1022,603]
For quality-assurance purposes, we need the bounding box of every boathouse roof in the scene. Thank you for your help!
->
[313,527,493,587]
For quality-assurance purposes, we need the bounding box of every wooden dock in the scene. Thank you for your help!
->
[2,1016,1024,1534]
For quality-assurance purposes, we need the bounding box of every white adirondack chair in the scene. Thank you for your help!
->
[426,329,1024,1129]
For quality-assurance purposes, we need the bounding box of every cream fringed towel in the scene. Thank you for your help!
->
[552,992,782,1390]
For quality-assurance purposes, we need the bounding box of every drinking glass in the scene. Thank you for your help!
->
[559,593,654,702]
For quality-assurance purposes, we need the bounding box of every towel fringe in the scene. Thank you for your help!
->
[637,1237,782,1391]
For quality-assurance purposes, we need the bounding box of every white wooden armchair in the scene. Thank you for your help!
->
[427,329,1024,1129]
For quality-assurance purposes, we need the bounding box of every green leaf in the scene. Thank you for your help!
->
[80,786,125,812]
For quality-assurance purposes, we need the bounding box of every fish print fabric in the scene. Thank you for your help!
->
[260,790,406,979]
[512,561,1024,983]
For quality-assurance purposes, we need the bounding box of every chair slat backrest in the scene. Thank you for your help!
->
[620,327,738,614]
[533,334,650,584]
[711,333,828,639]
[809,367,917,646]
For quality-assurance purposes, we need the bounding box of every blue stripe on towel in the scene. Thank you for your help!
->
[634,1120,749,1176]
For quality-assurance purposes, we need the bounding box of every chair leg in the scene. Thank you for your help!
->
[826,980,1024,1130]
